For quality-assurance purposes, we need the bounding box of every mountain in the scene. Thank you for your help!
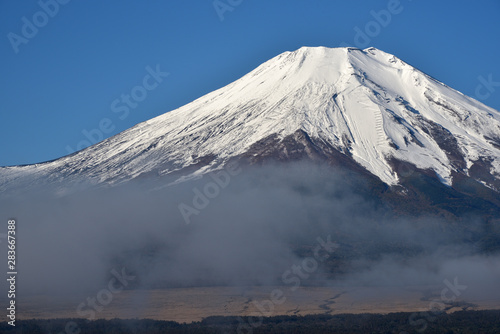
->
[2,47,500,207]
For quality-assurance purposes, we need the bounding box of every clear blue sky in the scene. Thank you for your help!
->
[1,0,499,166]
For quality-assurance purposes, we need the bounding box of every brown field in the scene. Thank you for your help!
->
[18,285,500,323]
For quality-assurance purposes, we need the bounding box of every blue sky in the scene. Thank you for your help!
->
[1,0,499,166]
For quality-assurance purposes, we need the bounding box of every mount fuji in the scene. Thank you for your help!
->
[2,46,500,210]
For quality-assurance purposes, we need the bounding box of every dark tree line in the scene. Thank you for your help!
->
[1,310,499,333]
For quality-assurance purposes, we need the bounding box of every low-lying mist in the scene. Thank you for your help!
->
[1,161,499,304]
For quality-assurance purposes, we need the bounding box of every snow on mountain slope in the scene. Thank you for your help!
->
[1,46,500,193]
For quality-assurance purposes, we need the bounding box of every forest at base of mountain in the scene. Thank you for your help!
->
[3,310,500,334]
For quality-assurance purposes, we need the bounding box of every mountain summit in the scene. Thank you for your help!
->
[2,47,500,195]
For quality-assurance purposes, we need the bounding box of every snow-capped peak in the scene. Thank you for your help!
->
[1,47,500,192]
